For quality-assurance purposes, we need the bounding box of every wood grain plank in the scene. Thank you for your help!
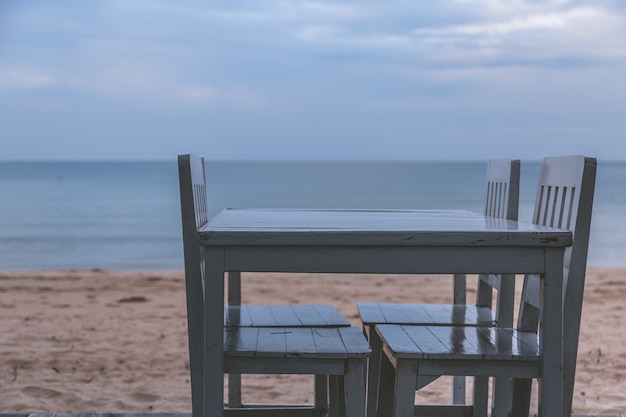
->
[422,304,480,326]
[244,305,279,326]
[312,328,349,357]
[225,306,254,327]
[285,328,318,355]
[200,209,572,247]
[356,302,386,325]
[255,327,288,357]
[377,324,425,359]
[338,327,372,357]
[308,304,351,326]
[267,305,303,326]
[224,327,259,357]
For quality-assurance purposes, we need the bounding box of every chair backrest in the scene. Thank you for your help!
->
[178,153,209,294]
[475,159,520,325]
[484,158,520,220]
[517,156,596,329]
[178,153,208,408]
[516,155,596,415]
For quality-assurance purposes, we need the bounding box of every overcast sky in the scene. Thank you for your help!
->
[1,0,625,161]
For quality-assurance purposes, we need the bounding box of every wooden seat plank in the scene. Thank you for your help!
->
[285,327,319,356]
[225,327,259,357]
[379,325,541,362]
[224,327,371,359]
[246,305,281,326]
[340,327,375,356]
[359,302,494,327]
[225,304,350,327]
[225,306,255,327]
[307,304,352,326]
[255,327,287,357]
[313,327,354,357]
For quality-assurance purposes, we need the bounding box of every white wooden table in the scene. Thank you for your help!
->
[196,208,572,417]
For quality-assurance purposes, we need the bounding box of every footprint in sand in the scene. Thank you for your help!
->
[22,385,80,403]
[22,386,63,398]
[117,296,149,303]
[130,392,160,402]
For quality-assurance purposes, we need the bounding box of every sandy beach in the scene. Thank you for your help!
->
[0,268,624,414]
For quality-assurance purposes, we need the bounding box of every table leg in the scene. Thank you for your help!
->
[452,274,467,406]
[204,247,226,417]
[227,271,242,408]
[538,248,564,417]
[344,358,366,417]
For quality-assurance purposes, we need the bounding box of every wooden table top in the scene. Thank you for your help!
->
[198,208,572,247]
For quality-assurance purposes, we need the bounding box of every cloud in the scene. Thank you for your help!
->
[179,86,218,101]
[404,5,626,71]
[178,85,266,108]
[416,7,599,36]
[268,1,623,79]
[296,2,369,20]
[208,1,368,22]
[0,69,53,91]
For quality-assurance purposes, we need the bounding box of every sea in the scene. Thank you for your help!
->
[0,160,624,270]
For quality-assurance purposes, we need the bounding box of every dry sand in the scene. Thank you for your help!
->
[0,268,624,414]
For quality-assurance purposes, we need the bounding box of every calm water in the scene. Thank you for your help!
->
[0,160,624,270]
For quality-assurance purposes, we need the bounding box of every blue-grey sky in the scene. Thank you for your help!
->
[1,0,625,161]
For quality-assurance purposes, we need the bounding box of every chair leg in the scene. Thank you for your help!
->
[227,272,243,409]
[472,375,489,417]
[228,374,242,408]
[329,375,341,417]
[490,377,512,417]
[377,352,396,417]
[564,367,576,417]
[315,375,329,417]
[452,273,467,406]
[510,378,532,417]
[392,359,418,417]
[344,359,366,417]
[452,376,466,405]
[366,325,383,417]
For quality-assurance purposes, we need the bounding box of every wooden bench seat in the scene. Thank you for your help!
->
[377,324,539,362]
[358,302,496,328]
[225,304,350,327]
[223,326,371,417]
[374,324,541,417]
[225,326,371,360]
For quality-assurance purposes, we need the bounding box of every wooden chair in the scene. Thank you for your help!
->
[357,158,520,417]
[178,153,369,417]
[179,153,351,410]
[372,155,596,417]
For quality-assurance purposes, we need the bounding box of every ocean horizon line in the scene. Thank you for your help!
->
[2,157,625,164]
